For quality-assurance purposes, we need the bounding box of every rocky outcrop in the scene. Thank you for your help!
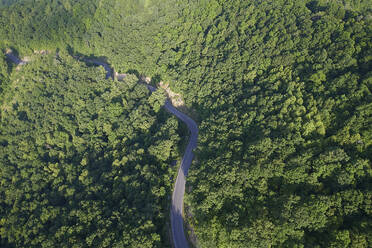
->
[159,81,185,107]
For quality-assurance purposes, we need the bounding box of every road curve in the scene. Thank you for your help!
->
[79,58,113,79]
[147,85,198,248]
[167,100,198,248]
[7,52,198,248]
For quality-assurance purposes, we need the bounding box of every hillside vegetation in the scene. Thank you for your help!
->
[0,53,181,247]
[0,0,371,247]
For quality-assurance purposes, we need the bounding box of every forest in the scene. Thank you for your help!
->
[0,52,183,247]
[1,0,371,247]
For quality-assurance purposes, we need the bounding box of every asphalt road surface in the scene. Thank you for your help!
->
[147,85,198,248]
[7,53,198,248]
[167,101,198,248]
[81,58,113,79]
[5,52,27,65]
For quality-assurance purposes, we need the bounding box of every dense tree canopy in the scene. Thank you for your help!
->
[0,0,98,51]
[0,0,371,247]
[174,1,372,247]
[0,53,180,247]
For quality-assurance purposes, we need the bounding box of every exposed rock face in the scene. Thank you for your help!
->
[138,76,184,107]
[159,81,185,107]
[22,56,31,62]
[115,71,127,81]
[33,50,48,55]
[140,76,151,84]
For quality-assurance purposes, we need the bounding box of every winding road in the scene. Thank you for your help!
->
[147,85,198,248]
[168,101,198,248]
[6,52,197,248]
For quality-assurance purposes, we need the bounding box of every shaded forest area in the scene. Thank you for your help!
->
[0,0,371,247]
[0,53,181,247]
